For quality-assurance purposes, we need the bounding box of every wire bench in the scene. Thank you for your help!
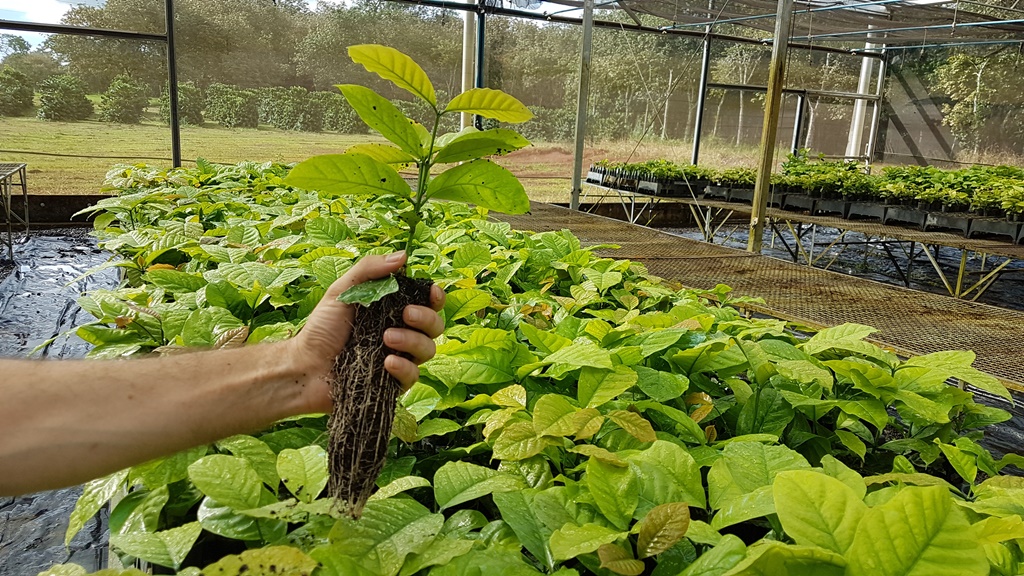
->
[1,163,29,262]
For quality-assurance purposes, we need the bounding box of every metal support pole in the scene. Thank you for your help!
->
[474,8,486,129]
[748,0,793,253]
[461,1,477,130]
[165,0,181,168]
[691,37,712,165]
[845,31,876,158]
[791,93,806,154]
[865,50,888,166]
[570,0,595,211]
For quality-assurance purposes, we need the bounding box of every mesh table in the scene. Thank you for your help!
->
[1,163,29,262]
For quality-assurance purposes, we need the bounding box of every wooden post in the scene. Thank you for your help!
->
[747,0,793,253]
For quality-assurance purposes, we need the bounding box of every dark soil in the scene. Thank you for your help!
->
[327,274,432,518]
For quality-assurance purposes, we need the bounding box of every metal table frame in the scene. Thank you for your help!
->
[1,163,29,262]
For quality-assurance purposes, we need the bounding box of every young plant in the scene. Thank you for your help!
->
[284,44,532,518]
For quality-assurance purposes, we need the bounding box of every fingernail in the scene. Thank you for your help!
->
[407,307,423,322]
[386,251,405,263]
[385,329,404,345]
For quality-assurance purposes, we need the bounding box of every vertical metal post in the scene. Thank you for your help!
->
[845,30,876,158]
[791,92,806,154]
[747,0,793,253]
[570,0,595,211]
[165,0,181,167]
[474,8,486,129]
[691,37,712,165]
[865,49,888,167]
[461,1,477,130]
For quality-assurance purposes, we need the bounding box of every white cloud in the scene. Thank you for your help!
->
[0,0,75,48]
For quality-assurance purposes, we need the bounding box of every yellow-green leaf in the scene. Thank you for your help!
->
[348,44,436,106]
[607,410,657,443]
[433,128,530,164]
[200,545,318,575]
[445,88,533,123]
[637,503,691,558]
[336,85,425,158]
[285,153,411,198]
[346,143,416,167]
[549,523,626,561]
[427,160,530,215]
[598,543,646,576]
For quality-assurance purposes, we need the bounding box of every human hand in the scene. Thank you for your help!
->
[287,252,445,413]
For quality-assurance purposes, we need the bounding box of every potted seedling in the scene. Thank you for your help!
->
[284,44,532,518]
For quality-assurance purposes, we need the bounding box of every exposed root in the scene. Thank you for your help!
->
[327,275,432,518]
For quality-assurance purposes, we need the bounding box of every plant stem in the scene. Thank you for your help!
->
[404,109,445,275]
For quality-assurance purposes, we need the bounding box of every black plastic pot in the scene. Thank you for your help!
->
[705,185,729,200]
[969,218,1022,242]
[586,170,604,185]
[637,180,660,196]
[814,199,851,218]
[924,212,972,236]
[727,188,755,204]
[883,206,928,230]
[667,179,709,198]
[846,201,887,221]
[782,193,815,213]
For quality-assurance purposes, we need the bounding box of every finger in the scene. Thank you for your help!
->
[404,305,444,339]
[430,284,446,311]
[324,251,407,301]
[385,355,420,391]
[384,328,436,365]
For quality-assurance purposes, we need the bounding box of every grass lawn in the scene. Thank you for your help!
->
[0,113,752,203]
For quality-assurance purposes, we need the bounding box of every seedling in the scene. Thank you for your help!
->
[285,44,532,517]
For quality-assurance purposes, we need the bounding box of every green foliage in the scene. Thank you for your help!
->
[98,73,149,124]
[0,65,34,116]
[159,81,204,126]
[204,83,258,129]
[37,73,93,121]
[58,155,1023,574]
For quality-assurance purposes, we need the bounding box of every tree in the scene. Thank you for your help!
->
[0,66,34,117]
[933,49,1024,155]
[0,35,30,59]
[713,43,766,146]
[37,74,93,121]
[784,50,858,152]
[1,50,61,88]
[98,73,150,123]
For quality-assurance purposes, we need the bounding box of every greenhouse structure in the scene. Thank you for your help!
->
[2,0,1024,574]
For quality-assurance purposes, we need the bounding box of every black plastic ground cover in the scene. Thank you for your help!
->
[0,228,120,574]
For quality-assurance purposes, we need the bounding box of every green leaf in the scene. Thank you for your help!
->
[444,288,491,321]
[129,445,208,490]
[327,498,443,575]
[416,418,462,440]
[904,350,1011,401]
[348,44,437,106]
[597,543,646,575]
[736,387,793,437]
[637,502,691,558]
[285,153,411,198]
[277,446,328,504]
[492,421,559,461]
[398,536,476,576]
[337,276,399,306]
[578,366,638,408]
[109,522,202,570]
[434,129,531,164]
[708,442,810,510]
[937,442,978,485]
[445,88,533,122]
[494,489,556,571]
[679,535,747,576]
[216,435,280,490]
[66,469,128,546]
[427,160,530,215]
[846,486,988,576]
[312,256,353,289]
[587,457,639,530]
[452,242,492,271]
[773,470,867,555]
[835,429,867,460]
[433,461,524,510]
[722,541,846,576]
[634,366,689,402]
[305,216,351,245]
[337,84,425,158]
[346,143,417,166]
[370,475,431,502]
[520,322,571,355]
[627,440,707,513]
[532,394,581,437]
[188,455,263,510]
[549,523,626,562]
[201,545,319,575]
[145,269,207,293]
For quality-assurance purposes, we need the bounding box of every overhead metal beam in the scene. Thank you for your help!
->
[381,0,882,58]
[0,19,166,42]
[707,82,880,101]
[786,17,1024,41]
[881,38,1024,50]
[749,0,794,254]
[663,0,902,30]
[570,0,595,211]
[691,37,712,165]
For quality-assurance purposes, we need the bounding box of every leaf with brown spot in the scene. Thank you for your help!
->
[147,263,176,272]
[392,405,418,443]
[606,410,657,443]
[637,502,691,558]
[199,545,317,575]
[705,425,718,443]
[214,326,250,350]
[597,543,645,576]
[115,316,134,329]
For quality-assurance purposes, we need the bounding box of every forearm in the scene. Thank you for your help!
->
[0,342,313,495]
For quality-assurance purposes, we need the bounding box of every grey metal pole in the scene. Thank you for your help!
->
[461,0,476,130]
[165,0,181,167]
[570,0,595,211]
[691,37,712,166]
[865,50,888,167]
[748,0,793,253]
[474,8,485,130]
[791,92,805,154]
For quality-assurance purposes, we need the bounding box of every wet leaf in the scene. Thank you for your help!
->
[637,503,691,558]
[336,275,399,306]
